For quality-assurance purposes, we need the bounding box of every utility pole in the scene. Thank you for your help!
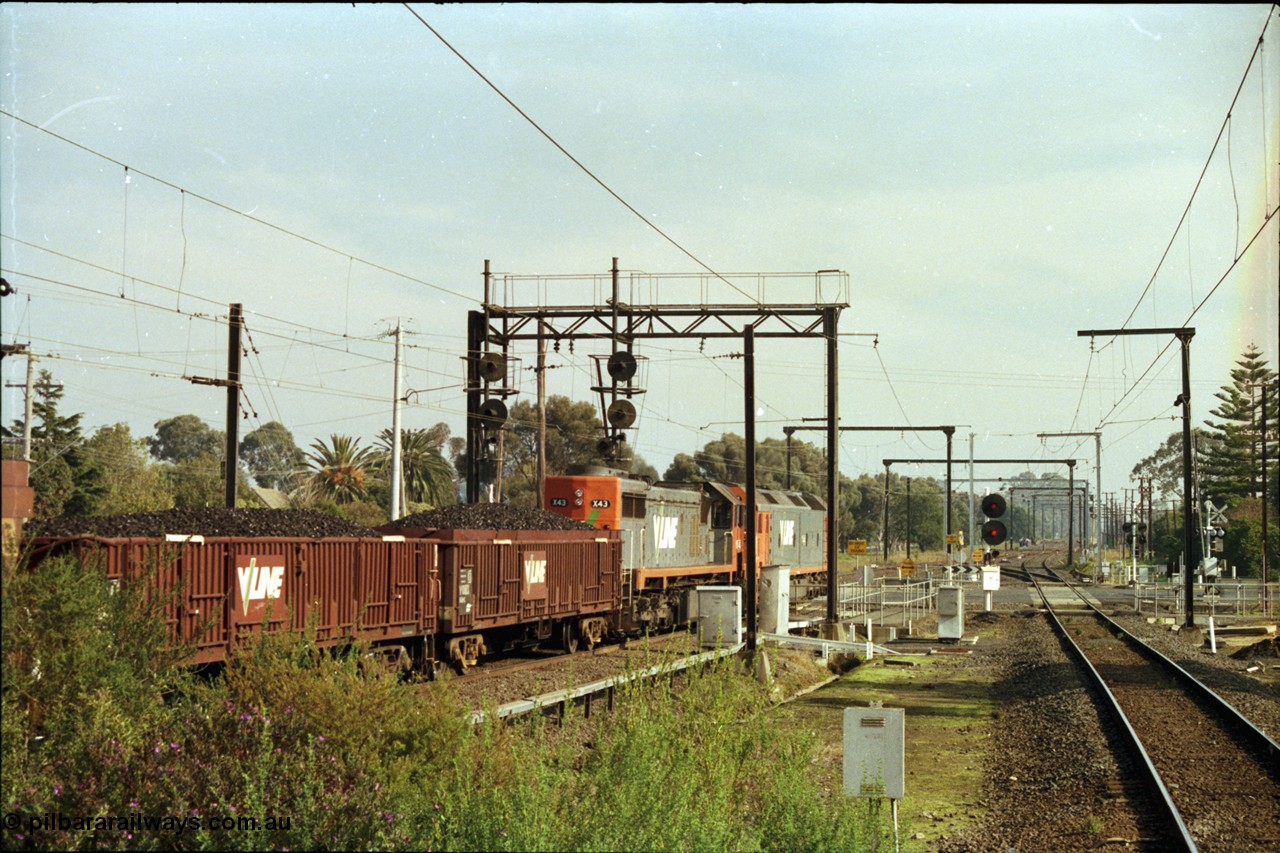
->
[744,325,757,651]
[537,321,547,509]
[1067,461,1075,565]
[183,303,243,507]
[1245,381,1271,601]
[883,462,891,561]
[390,322,404,521]
[2,346,34,460]
[225,304,243,509]
[905,476,912,560]
[968,433,975,556]
[1080,327,1197,628]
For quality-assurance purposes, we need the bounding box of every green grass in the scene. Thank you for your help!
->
[785,651,999,851]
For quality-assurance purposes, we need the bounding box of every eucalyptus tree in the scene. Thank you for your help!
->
[241,421,307,492]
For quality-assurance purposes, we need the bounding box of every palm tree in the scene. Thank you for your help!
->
[303,434,376,504]
[375,427,458,508]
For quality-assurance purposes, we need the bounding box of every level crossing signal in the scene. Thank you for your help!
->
[979,493,1008,546]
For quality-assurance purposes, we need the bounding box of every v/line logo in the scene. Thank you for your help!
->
[237,557,284,617]
[779,519,796,546]
[654,515,679,550]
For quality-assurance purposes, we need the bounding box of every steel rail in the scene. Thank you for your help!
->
[1029,571,1198,852]
[467,642,744,724]
[1050,569,1280,763]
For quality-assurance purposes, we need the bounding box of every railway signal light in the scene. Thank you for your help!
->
[606,351,638,382]
[979,493,1007,546]
[478,398,508,430]
[606,399,637,429]
[477,352,507,384]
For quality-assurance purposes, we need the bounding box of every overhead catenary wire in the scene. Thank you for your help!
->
[399,4,760,306]
[1102,10,1274,345]
[0,266,472,384]
[0,109,476,306]
[1074,7,1278,439]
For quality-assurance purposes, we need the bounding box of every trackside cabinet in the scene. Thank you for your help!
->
[938,584,964,641]
[843,706,905,799]
[696,585,742,647]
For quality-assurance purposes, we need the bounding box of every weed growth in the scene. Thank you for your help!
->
[4,554,888,850]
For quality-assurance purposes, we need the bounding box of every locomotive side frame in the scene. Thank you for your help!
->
[544,474,828,633]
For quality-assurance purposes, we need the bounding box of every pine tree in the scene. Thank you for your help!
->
[9,369,104,516]
[1200,345,1277,507]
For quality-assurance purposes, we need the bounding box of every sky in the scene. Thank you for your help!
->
[2,3,1277,510]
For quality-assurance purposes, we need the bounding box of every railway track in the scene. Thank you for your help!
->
[438,630,712,716]
[452,639,626,682]
[1030,569,1280,850]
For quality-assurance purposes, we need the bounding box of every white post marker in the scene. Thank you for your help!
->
[981,566,1000,612]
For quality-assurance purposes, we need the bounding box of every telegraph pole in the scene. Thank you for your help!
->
[2,344,34,459]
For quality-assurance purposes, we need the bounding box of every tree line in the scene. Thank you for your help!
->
[1129,344,1278,577]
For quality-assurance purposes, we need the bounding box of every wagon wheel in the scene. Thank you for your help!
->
[562,622,579,654]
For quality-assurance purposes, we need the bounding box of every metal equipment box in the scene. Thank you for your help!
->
[843,706,905,799]
[696,585,743,647]
[937,584,964,641]
[760,566,790,634]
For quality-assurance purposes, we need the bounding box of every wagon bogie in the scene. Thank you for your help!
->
[447,633,486,670]
[581,616,607,648]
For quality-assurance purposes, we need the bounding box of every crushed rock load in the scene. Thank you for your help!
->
[384,503,595,531]
[1230,636,1280,660]
[29,508,380,539]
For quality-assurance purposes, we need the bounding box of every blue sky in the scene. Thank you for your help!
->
[2,3,1277,503]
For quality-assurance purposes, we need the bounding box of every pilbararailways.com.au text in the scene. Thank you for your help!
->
[6,811,291,835]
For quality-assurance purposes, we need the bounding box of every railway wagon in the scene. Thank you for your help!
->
[26,534,440,669]
[380,525,623,668]
[544,472,827,631]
